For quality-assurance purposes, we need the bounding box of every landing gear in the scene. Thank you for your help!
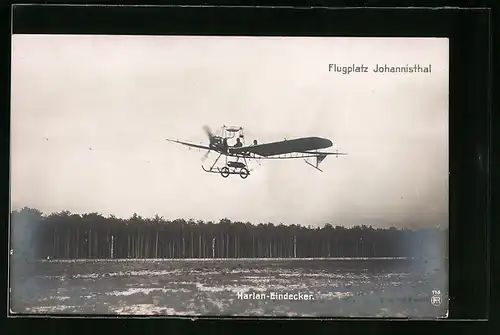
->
[218,165,249,179]
[220,166,230,178]
[202,154,251,179]
[239,167,249,179]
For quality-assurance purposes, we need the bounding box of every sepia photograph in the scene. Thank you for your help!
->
[9,35,449,317]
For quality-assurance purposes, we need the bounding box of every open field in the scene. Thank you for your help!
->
[10,258,448,318]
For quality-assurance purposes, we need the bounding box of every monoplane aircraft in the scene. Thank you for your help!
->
[167,125,347,179]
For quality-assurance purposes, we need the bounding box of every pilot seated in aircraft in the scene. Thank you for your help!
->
[233,137,243,148]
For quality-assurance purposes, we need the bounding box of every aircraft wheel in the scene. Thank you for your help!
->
[239,167,249,179]
[220,167,230,178]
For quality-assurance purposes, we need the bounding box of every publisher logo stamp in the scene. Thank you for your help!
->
[431,295,442,306]
[431,289,442,307]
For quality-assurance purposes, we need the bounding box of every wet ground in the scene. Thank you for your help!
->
[9,258,448,318]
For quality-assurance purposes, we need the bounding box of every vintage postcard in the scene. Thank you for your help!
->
[9,35,449,317]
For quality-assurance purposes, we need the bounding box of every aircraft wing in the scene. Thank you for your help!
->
[230,137,335,157]
[166,139,211,151]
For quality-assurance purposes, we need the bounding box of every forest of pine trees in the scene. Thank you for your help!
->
[10,207,448,260]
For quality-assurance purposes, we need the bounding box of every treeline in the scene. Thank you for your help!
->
[10,207,447,260]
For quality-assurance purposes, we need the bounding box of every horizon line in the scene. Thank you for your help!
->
[10,206,448,230]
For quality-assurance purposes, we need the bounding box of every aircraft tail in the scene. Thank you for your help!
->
[304,154,327,172]
[317,153,327,166]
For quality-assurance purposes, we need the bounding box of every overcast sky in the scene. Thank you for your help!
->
[10,35,449,228]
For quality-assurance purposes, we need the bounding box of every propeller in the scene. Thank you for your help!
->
[203,125,214,145]
[202,125,213,161]
[202,150,211,161]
